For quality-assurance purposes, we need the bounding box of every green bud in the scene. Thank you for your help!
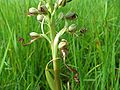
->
[28,7,38,15]
[37,14,44,22]
[65,12,78,20]
[68,24,77,33]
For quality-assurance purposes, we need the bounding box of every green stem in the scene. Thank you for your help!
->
[46,1,61,89]
[48,17,61,90]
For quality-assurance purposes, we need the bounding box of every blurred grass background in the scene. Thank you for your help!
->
[0,0,120,90]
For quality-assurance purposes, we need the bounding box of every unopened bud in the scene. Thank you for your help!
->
[29,7,38,15]
[37,14,44,22]
[38,5,48,15]
[58,39,67,49]
[68,24,77,33]
[59,39,68,58]
[30,32,40,37]
[58,0,66,7]
[65,12,77,20]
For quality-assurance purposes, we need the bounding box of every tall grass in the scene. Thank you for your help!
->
[0,0,120,90]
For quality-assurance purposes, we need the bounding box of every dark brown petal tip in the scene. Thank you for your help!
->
[18,38,24,43]
[73,73,80,84]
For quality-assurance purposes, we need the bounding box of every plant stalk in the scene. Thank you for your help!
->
[49,17,61,90]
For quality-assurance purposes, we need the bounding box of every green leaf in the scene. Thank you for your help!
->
[45,68,55,90]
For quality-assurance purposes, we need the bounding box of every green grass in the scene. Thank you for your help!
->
[0,0,120,90]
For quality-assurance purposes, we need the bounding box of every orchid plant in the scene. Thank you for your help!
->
[20,0,80,90]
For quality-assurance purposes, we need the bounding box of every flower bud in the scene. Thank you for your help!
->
[68,24,77,33]
[28,7,38,15]
[30,32,40,37]
[65,12,78,20]
[58,39,67,49]
[59,39,68,58]
[37,14,44,22]
[58,0,66,7]
[38,5,48,15]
